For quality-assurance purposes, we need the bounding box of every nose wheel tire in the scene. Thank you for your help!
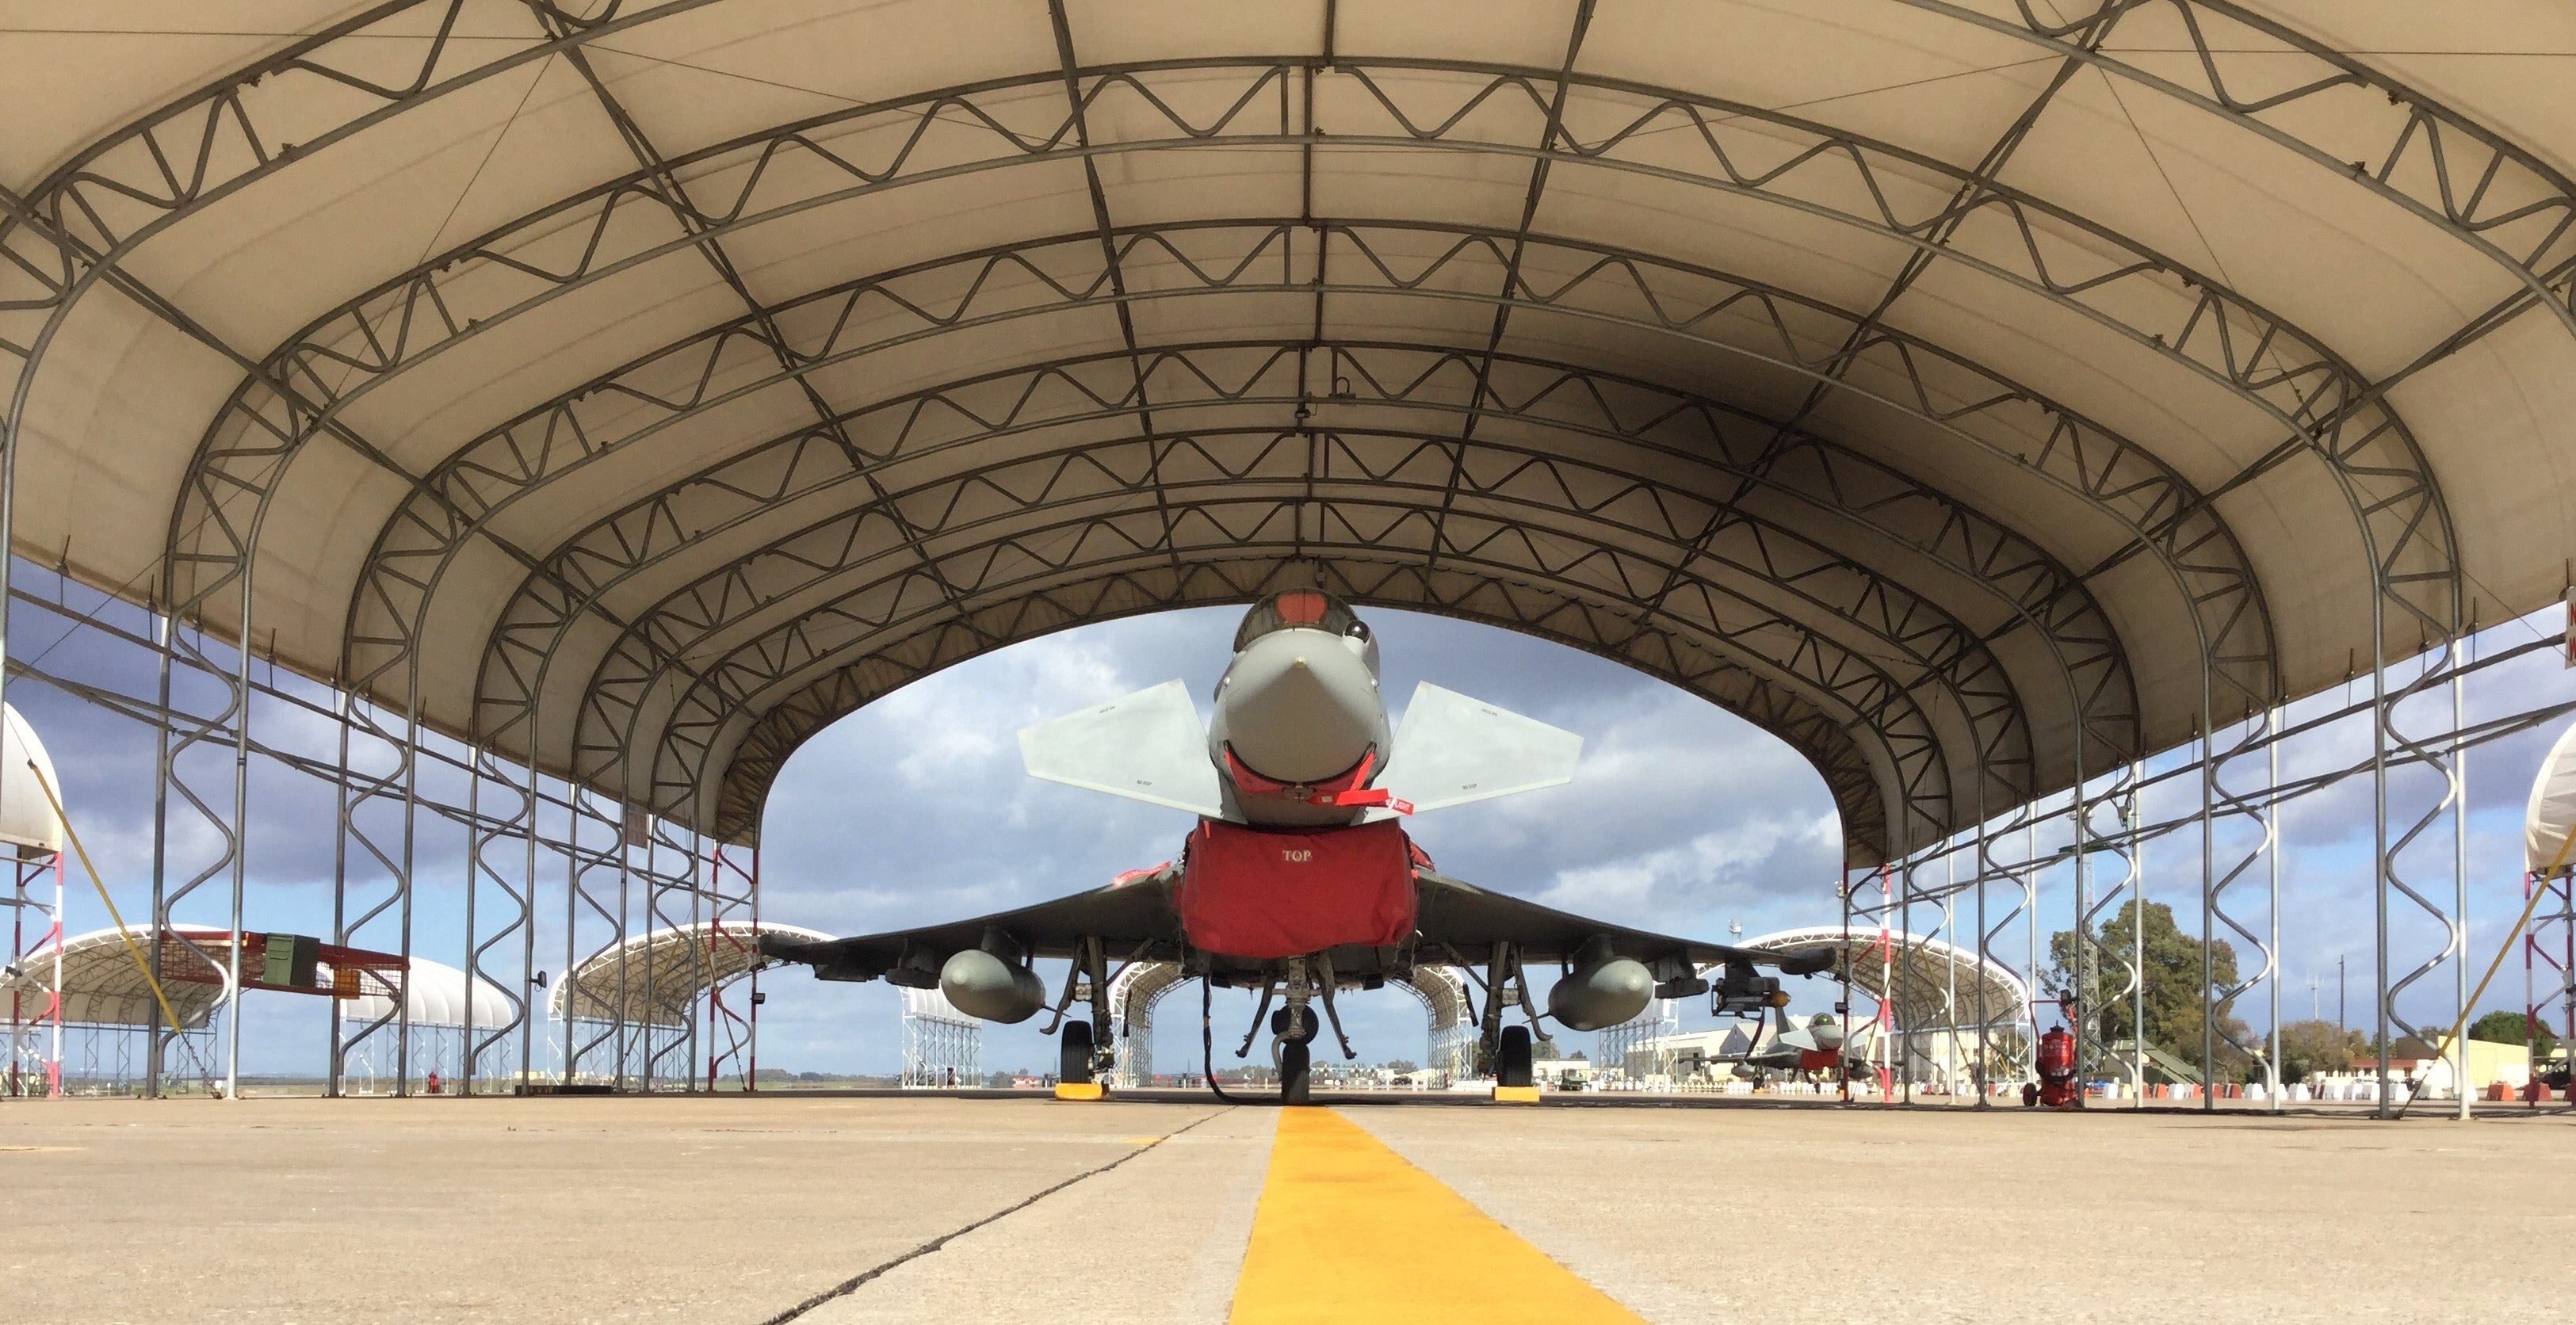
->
[1059,1020,1095,1085]
[1271,1007,1318,1045]
[1496,1025,1534,1089]
[1279,1039,1312,1105]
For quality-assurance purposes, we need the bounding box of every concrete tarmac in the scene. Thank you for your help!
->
[6,1092,2571,1323]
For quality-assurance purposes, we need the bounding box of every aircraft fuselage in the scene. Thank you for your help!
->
[1206,601,1390,829]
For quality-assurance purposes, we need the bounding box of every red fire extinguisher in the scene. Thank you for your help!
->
[2026,1026,2081,1109]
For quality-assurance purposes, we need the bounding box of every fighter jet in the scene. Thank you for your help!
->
[760,590,1829,1102]
[1722,1011,1875,1083]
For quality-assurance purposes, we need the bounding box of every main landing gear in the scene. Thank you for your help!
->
[1273,1007,1317,1105]
[1496,1025,1535,1090]
[1061,1020,1095,1085]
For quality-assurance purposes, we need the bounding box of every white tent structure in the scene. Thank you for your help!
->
[342,959,514,1033]
[2525,723,2576,880]
[6,3,2576,1102]
[0,925,231,1031]
[1741,926,2031,1034]
[338,957,517,1095]
[548,920,830,1089]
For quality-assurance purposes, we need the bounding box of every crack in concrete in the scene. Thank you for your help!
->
[754,1107,1235,1323]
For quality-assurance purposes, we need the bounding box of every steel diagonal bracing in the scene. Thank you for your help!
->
[1428,0,1595,567]
[433,295,2143,865]
[9,10,2553,1100]
[1626,2,2114,651]
[697,556,1892,852]
[346,220,2168,781]
[0,1,723,380]
[468,335,2118,818]
[1045,0,1182,585]
[622,498,1958,854]
[509,369,2039,864]
[570,437,2004,827]
[368,216,2215,834]
[1900,0,2576,368]
[170,55,2437,747]
[0,22,2514,851]
[533,2,994,666]
[146,52,2360,840]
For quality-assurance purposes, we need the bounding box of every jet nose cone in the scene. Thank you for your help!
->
[1221,630,1381,783]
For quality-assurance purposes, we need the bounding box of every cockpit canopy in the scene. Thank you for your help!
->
[1232,590,1370,653]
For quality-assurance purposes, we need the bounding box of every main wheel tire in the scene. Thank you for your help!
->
[1059,1020,1095,1085]
[1280,1040,1312,1105]
[1497,1025,1534,1089]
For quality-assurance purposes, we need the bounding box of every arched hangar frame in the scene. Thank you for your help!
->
[2,1,2571,1109]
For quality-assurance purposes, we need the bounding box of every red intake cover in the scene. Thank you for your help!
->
[1177,818,1419,959]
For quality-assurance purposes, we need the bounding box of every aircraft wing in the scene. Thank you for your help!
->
[1372,682,1581,815]
[1412,872,1833,975]
[756,865,1187,982]
[760,866,1830,985]
[1018,679,1227,818]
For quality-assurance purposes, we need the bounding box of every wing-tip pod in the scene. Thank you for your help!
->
[1017,678,1227,818]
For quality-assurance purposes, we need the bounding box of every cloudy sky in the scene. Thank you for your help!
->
[8,577,2574,1081]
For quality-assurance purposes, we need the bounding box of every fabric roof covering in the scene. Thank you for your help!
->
[2525,720,2576,877]
[6,3,2574,865]
[550,919,828,1025]
[1740,925,2028,1029]
[0,704,65,858]
[0,926,504,1030]
[0,926,232,1029]
[343,957,516,1031]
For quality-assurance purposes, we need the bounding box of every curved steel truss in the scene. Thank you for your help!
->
[9,1,2571,1106]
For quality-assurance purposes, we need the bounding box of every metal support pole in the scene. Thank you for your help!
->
[1974,823,1989,1108]
[327,689,350,1096]
[1838,867,1852,1105]
[223,574,251,1103]
[147,612,173,1099]
[394,712,416,1098]
[2268,707,2284,1113]
[463,747,480,1096]
[2373,618,2393,1119]
[520,771,540,1093]
[2452,636,2471,1120]
[562,796,579,1084]
[687,833,703,1094]
[2201,720,2217,1111]
[2130,770,2144,1109]
[2072,778,2092,1086]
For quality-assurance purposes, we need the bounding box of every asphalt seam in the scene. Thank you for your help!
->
[754,1106,1236,1324]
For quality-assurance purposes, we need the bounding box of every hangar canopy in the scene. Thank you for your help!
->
[1741,926,2029,1029]
[551,920,828,1026]
[6,2,2573,865]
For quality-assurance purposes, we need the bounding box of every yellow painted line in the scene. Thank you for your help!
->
[0,1145,81,1154]
[1229,1109,1645,1323]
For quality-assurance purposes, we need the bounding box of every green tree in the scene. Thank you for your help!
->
[2468,1010,2559,1054]
[2276,1018,2367,1082]
[2046,900,2252,1075]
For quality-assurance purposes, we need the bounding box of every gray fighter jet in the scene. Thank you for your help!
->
[1722,1011,1876,1083]
[760,590,1829,1102]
